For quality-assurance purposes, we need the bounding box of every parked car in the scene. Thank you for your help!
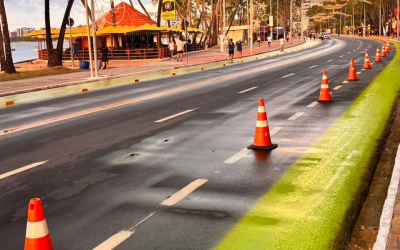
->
[323,33,331,39]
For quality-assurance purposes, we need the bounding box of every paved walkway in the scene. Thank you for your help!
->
[0,38,309,97]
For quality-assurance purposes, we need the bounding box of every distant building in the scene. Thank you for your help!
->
[10,30,18,37]
[17,27,35,37]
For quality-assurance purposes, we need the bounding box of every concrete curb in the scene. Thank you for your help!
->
[373,144,400,250]
[0,39,311,98]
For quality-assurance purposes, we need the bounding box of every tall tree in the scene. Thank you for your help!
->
[0,0,16,73]
[45,0,57,67]
[46,0,75,67]
[0,21,5,71]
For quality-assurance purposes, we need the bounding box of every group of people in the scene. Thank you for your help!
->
[227,39,244,62]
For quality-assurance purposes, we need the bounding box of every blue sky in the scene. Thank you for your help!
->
[6,0,158,31]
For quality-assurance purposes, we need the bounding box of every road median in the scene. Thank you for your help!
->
[214,41,400,249]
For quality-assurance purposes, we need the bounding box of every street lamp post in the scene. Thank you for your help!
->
[84,0,93,78]
[270,0,272,39]
[379,0,381,36]
[289,0,292,44]
[68,16,74,69]
[223,0,226,54]
[363,3,366,37]
[250,0,253,54]
[90,0,99,77]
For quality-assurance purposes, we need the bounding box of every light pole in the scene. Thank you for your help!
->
[379,0,381,36]
[363,3,366,37]
[250,0,254,54]
[270,0,272,39]
[90,0,99,77]
[223,0,226,54]
[276,0,279,40]
[352,2,354,35]
[289,0,292,44]
[84,0,93,77]
[68,16,74,69]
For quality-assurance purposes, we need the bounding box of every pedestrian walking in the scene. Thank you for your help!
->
[176,39,185,62]
[267,36,272,47]
[228,39,235,62]
[279,37,285,52]
[257,36,261,47]
[99,43,110,75]
[286,35,289,43]
[236,39,243,61]
[313,34,315,41]
[168,39,175,60]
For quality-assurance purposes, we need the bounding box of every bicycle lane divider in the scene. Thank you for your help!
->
[213,42,400,250]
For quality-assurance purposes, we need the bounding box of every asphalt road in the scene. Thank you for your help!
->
[0,37,394,250]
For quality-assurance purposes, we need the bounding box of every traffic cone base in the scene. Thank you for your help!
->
[248,143,278,151]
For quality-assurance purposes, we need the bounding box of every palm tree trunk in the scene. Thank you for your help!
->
[156,0,163,48]
[55,0,75,64]
[111,0,117,27]
[0,22,5,71]
[0,0,15,73]
[137,0,151,17]
[45,0,57,67]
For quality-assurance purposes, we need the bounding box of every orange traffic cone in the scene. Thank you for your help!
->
[318,71,333,102]
[375,47,382,62]
[388,43,391,50]
[247,98,277,151]
[385,43,390,53]
[381,45,387,57]
[348,58,358,81]
[24,199,53,250]
[363,51,371,69]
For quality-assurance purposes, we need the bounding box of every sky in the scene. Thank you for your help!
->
[6,0,158,31]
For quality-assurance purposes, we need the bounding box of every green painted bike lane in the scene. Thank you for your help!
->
[214,42,400,249]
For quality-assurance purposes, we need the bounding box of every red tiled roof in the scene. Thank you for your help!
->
[97,2,156,28]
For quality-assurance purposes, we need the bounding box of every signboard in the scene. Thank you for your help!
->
[269,16,274,26]
[162,0,176,20]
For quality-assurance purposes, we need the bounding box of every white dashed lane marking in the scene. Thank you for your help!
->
[238,87,258,94]
[307,101,318,108]
[288,112,304,121]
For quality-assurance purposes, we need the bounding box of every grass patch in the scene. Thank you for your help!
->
[0,66,82,82]
[214,42,400,250]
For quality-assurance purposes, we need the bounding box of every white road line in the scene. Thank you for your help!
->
[327,59,333,62]
[353,49,356,51]
[155,108,198,123]
[333,86,342,90]
[347,52,351,54]
[288,112,304,121]
[339,55,344,57]
[224,148,252,164]
[0,160,49,180]
[307,101,318,108]
[342,80,349,84]
[269,127,283,136]
[161,179,208,206]
[356,72,362,74]
[309,65,317,69]
[330,92,333,95]
[371,63,374,65]
[282,73,295,78]
[93,231,133,250]
[361,69,366,71]
[238,87,258,94]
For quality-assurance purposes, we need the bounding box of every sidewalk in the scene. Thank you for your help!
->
[0,38,310,98]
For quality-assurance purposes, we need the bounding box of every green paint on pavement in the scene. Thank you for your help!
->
[214,42,400,250]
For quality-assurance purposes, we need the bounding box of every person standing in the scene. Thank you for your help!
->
[279,37,285,52]
[267,36,272,47]
[236,39,243,62]
[168,39,175,60]
[228,39,235,62]
[257,36,261,47]
[176,39,185,62]
[99,43,110,75]
[313,34,315,41]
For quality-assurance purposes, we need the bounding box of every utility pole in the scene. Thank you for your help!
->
[363,3,366,37]
[397,0,399,40]
[340,9,342,36]
[379,0,382,36]
[84,0,93,77]
[277,0,279,40]
[223,0,226,54]
[290,0,292,44]
[68,16,74,69]
[270,0,272,40]
[90,0,99,77]
[352,3,354,35]
[250,0,253,54]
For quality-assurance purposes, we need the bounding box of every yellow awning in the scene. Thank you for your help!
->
[130,24,165,32]
[187,27,204,33]
[97,26,130,35]
[23,28,60,37]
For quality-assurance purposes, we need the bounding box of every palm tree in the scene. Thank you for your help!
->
[45,0,75,67]
[45,0,57,67]
[0,0,16,74]
[0,23,5,71]
[111,0,117,26]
